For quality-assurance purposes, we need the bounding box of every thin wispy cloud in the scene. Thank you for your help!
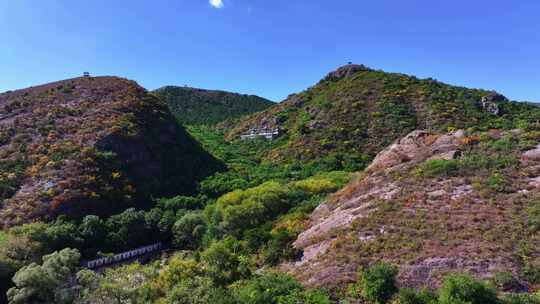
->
[209,0,224,9]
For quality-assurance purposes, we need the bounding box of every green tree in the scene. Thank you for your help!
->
[438,273,499,304]
[201,239,250,286]
[361,262,398,304]
[232,272,303,304]
[172,212,207,250]
[7,248,80,304]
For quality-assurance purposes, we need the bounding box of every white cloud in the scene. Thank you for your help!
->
[209,0,224,8]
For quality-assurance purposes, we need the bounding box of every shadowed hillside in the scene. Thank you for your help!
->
[0,77,224,227]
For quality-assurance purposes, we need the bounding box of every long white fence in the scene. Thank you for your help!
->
[84,242,163,269]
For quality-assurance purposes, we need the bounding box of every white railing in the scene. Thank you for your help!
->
[85,242,162,269]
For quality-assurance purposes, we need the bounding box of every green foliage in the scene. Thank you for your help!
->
[201,238,251,286]
[230,65,540,166]
[157,195,206,212]
[232,272,303,304]
[293,171,350,195]
[361,262,399,304]
[7,248,80,304]
[501,293,540,304]
[277,289,332,304]
[398,288,438,304]
[153,86,274,125]
[490,271,520,291]
[173,211,207,249]
[214,181,301,236]
[420,159,460,177]
[261,228,299,265]
[438,273,499,304]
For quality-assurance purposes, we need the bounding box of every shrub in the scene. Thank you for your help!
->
[215,182,297,235]
[421,159,460,177]
[277,288,332,304]
[7,248,80,304]
[438,273,499,304]
[261,228,299,265]
[361,262,398,304]
[487,172,506,192]
[293,171,350,195]
[172,212,207,250]
[201,239,250,285]
[232,272,303,304]
[501,293,540,304]
[491,271,520,291]
[398,288,438,304]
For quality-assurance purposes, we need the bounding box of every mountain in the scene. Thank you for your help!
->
[288,128,540,290]
[227,64,540,164]
[0,76,224,227]
[153,86,274,125]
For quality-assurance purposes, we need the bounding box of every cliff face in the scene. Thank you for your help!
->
[0,77,224,226]
[287,128,540,290]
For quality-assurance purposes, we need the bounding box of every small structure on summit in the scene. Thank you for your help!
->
[83,72,90,78]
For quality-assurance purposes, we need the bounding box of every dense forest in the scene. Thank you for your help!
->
[153,86,274,125]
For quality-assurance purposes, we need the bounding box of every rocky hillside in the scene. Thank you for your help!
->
[153,86,274,125]
[287,127,540,290]
[0,77,224,227]
[228,64,540,163]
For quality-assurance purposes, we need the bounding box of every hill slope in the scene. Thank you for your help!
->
[0,77,224,227]
[228,64,540,164]
[153,86,274,125]
[288,128,540,290]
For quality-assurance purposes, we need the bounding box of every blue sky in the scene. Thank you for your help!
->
[1,0,539,102]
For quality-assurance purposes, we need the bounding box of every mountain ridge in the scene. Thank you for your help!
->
[153,85,274,125]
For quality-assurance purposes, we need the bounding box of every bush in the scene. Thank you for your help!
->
[215,182,297,235]
[491,271,520,291]
[172,212,207,250]
[438,273,499,304]
[361,262,398,304]
[501,293,540,304]
[398,288,438,304]
[421,159,460,177]
[232,272,303,304]
[201,239,250,285]
[277,288,332,304]
[261,228,299,265]
[7,248,80,304]
[293,171,350,195]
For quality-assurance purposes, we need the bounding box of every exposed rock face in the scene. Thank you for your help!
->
[481,92,508,115]
[0,77,223,226]
[287,129,540,290]
[366,130,463,172]
[324,64,371,81]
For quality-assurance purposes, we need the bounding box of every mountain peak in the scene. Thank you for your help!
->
[325,63,371,81]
